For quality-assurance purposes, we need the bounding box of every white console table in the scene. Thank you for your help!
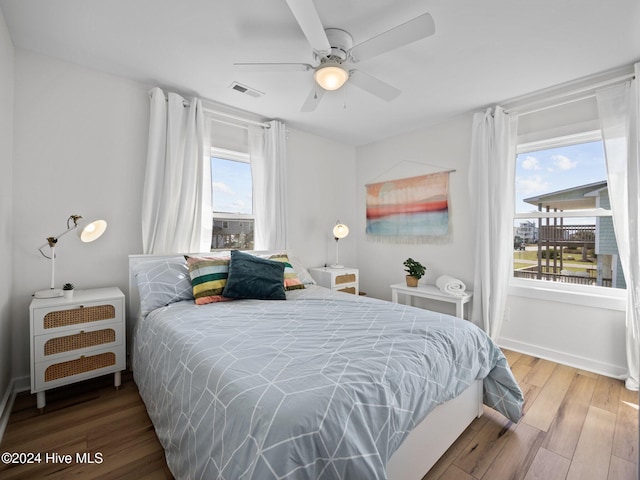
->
[390,283,472,319]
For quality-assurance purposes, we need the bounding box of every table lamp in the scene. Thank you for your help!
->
[34,214,107,298]
[331,221,349,268]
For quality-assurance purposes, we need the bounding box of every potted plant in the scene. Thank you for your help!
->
[62,283,74,298]
[403,258,425,287]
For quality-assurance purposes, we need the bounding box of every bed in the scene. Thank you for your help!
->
[128,251,523,480]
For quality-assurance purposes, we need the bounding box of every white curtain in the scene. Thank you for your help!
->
[596,67,640,390]
[249,120,288,251]
[468,107,518,339]
[141,87,212,254]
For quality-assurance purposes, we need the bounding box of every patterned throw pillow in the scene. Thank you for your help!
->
[184,255,233,305]
[267,253,306,290]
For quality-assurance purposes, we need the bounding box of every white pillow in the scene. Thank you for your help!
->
[133,257,194,316]
[288,256,316,285]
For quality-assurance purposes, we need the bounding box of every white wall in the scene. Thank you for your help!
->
[0,6,14,409]
[11,49,150,379]
[354,113,627,377]
[286,129,357,269]
[9,50,357,380]
[501,291,626,377]
[355,114,475,308]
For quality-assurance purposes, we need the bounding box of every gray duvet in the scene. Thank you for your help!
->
[133,286,523,480]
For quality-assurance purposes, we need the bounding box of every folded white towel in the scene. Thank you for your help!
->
[435,275,467,296]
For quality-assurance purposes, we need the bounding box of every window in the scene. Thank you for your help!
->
[211,148,254,250]
[512,137,625,290]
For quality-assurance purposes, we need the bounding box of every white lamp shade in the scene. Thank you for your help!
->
[77,219,107,242]
[333,223,349,239]
[314,64,349,91]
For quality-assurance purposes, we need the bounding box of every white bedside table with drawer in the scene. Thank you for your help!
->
[29,287,126,410]
[309,267,359,295]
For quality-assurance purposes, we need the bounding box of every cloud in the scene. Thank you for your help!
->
[552,154,577,170]
[516,175,551,196]
[212,182,234,194]
[521,156,541,170]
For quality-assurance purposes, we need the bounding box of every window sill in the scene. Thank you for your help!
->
[508,278,626,311]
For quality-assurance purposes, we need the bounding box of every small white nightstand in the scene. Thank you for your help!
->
[29,287,126,410]
[310,267,359,295]
[390,283,472,319]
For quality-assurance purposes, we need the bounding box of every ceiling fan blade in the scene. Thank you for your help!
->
[234,63,313,72]
[301,85,325,112]
[348,70,401,101]
[349,13,435,63]
[284,0,331,55]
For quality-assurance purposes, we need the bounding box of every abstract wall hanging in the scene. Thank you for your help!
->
[366,171,451,243]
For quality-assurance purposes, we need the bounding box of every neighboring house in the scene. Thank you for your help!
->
[522,180,625,289]
[515,221,538,244]
[211,218,254,250]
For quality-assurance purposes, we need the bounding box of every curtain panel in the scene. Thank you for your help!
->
[596,67,640,390]
[142,87,212,254]
[249,120,288,251]
[468,107,518,339]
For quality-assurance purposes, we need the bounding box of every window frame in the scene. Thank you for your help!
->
[509,129,626,309]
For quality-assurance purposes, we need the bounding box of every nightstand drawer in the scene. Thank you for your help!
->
[337,286,356,294]
[34,347,126,391]
[33,301,121,336]
[34,322,124,362]
[335,273,356,285]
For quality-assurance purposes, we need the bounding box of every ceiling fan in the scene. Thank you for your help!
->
[234,0,435,111]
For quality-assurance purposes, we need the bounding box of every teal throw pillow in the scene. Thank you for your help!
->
[222,250,286,300]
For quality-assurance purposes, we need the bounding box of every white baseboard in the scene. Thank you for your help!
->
[0,376,30,443]
[498,337,628,380]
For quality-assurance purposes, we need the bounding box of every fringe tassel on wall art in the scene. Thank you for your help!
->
[367,231,452,245]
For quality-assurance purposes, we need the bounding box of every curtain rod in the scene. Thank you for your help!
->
[504,70,635,117]
[166,94,271,128]
[210,117,251,130]
[203,106,270,129]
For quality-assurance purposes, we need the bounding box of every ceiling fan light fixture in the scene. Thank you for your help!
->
[314,63,349,91]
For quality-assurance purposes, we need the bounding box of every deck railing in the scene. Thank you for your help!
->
[514,267,612,288]
[538,224,596,245]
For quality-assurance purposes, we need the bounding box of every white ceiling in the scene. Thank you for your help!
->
[1,0,639,146]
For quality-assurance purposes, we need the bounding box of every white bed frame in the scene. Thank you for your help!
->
[128,253,483,480]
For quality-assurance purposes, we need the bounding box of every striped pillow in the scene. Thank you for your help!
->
[185,255,233,305]
[268,253,305,291]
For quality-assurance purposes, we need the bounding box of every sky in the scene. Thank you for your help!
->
[211,157,253,215]
[515,140,607,215]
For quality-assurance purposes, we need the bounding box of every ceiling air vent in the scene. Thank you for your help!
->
[229,82,264,98]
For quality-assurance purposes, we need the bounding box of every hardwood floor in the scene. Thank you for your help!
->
[423,350,639,480]
[1,351,637,479]
[0,372,172,479]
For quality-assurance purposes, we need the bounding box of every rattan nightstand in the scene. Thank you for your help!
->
[29,287,125,410]
[309,267,359,295]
